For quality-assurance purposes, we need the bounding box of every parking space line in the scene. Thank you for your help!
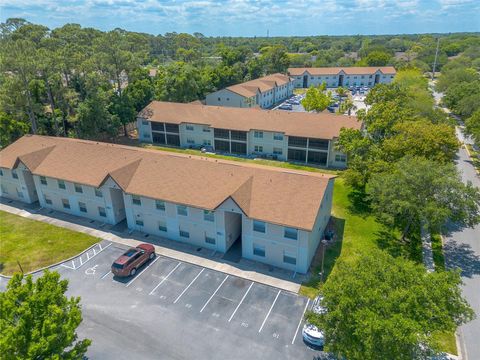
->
[149,262,181,295]
[228,282,254,322]
[173,268,205,304]
[291,298,310,344]
[200,275,229,313]
[125,256,160,288]
[258,290,281,333]
[101,270,111,279]
[75,242,112,270]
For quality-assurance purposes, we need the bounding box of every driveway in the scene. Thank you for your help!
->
[0,241,324,360]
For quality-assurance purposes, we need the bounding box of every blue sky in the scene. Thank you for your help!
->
[1,0,479,36]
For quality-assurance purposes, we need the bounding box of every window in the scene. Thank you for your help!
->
[231,130,247,141]
[165,123,179,133]
[335,154,347,163]
[253,220,266,233]
[254,131,263,138]
[187,138,195,144]
[38,175,47,185]
[288,136,308,148]
[95,188,103,198]
[284,227,298,240]
[205,235,216,244]
[96,206,106,217]
[132,195,141,206]
[142,120,149,125]
[179,227,190,238]
[253,244,265,257]
[273,147,283,155]
[142,132,150,139]
[58,180,66,190]
[217,97,221,101]
[135,219,144,226]
[16,188,24,198]
[1,184,7,194]
[203,127,211,133]
[62,198,70,209]
[177,205,188,216]
[158,220,167,232]
[186,125,194,131]
[74,183,83,193]
[204,210,214,222]
[12,170,18,179]
[203,139,211,146]
[369,75,373,79]
[156,200,165,211]
[254,145,263,153]
[283,253,296,265]
[273,133,283,141]
[79,202,87,213]
[0,169,3,176]
[44,194,52,205]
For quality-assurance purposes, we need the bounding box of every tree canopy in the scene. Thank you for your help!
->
[0,271,91,359]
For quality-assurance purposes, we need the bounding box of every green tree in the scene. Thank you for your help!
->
[259,45,290,73]
[301,85,331,112]
[368,156,480,239]
[465,109,480,145]
[0,111,29,147]
[307,250,474,360]
[154,62,204,102]
[0,271,91,359]
[365,50,391,66]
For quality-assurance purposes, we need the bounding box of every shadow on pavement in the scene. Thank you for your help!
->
[443,240,480,278]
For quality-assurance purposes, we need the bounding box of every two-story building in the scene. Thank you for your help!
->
[137,101,362,168]
[0,135,336,274]
[288,66,396,88]
[205,73,295,109]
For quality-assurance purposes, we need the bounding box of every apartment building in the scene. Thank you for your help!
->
[0,135,335,273]
[288,66,396,88]
[205,73,295,109]
[138,101,361,168]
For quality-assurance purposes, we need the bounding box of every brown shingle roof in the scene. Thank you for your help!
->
[288,66,397,76]
[225,73,292,97]
[139,101,362,140]
[0,135,335,231]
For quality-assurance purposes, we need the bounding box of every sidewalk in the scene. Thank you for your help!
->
[0,199,305,293]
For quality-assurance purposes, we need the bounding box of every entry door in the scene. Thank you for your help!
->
[338,75,344,87]
[303,75,308,88]
[374,74,380,84]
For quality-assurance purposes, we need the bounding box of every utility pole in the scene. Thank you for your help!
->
[431,37,440,80]
[267,29,269,38]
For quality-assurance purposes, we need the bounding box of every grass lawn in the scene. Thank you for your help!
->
[142,143,340,175]
[0,211,99,275]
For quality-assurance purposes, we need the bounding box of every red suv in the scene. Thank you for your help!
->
[111,243,155,277]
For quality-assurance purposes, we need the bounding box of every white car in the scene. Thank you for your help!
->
[302,324,325,347]
[302,295,327,347]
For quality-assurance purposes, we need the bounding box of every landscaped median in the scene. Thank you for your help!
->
[0,210,99,276]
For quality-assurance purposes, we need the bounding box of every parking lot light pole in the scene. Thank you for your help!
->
[319,239,328,283]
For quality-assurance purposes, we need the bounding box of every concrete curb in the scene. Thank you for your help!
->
[463,144,480,176]
[0,241,101,279]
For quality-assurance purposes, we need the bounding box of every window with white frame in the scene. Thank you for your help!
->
[79,202,87,213]
[74,183,83,193]
[156,200,165,211]
[254,145,263,153]
[177,205,188,216]
[0,169,3,176]
[16,188,23,198]
[142,120,149,125]
[203,139,211,146]
[187,138,195,144]
[202,127,211,133]
[253,220,266,233]
[283,251,296,265]
[95,188,103,198]
[98,207,106,217]
[158,220,167,232]
[132,195,141,205]
[58,179,66,190]
[62,198,70,209]
[205,234,216,244]
[335,154,347,163]
[135,218,144,226]
[186,125,194,131]
[253,243,265,257]
[284,227,298,240]
[12,170,18,179]
[179,226,189,238]
[273,147,283,155]
[254,131,263,138]
[44,194,52,205]
[273,133,283,141]
[204,210,214,222]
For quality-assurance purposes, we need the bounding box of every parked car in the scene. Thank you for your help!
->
[279,104,293,110]
[326,106,335,113]
[201,145,214,153]
[111,243,155,277]
[302,295,327,348]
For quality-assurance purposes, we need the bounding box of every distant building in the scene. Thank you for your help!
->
[288,66,396,88]
[137,101,361,168]
[0,135,336,273]
[205,73,295,109]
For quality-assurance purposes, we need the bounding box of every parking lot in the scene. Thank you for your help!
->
[28,240,324,359]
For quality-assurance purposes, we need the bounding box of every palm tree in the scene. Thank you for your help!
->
[340,99,357,115]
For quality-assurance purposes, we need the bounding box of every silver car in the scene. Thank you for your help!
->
[302,295,327,347]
